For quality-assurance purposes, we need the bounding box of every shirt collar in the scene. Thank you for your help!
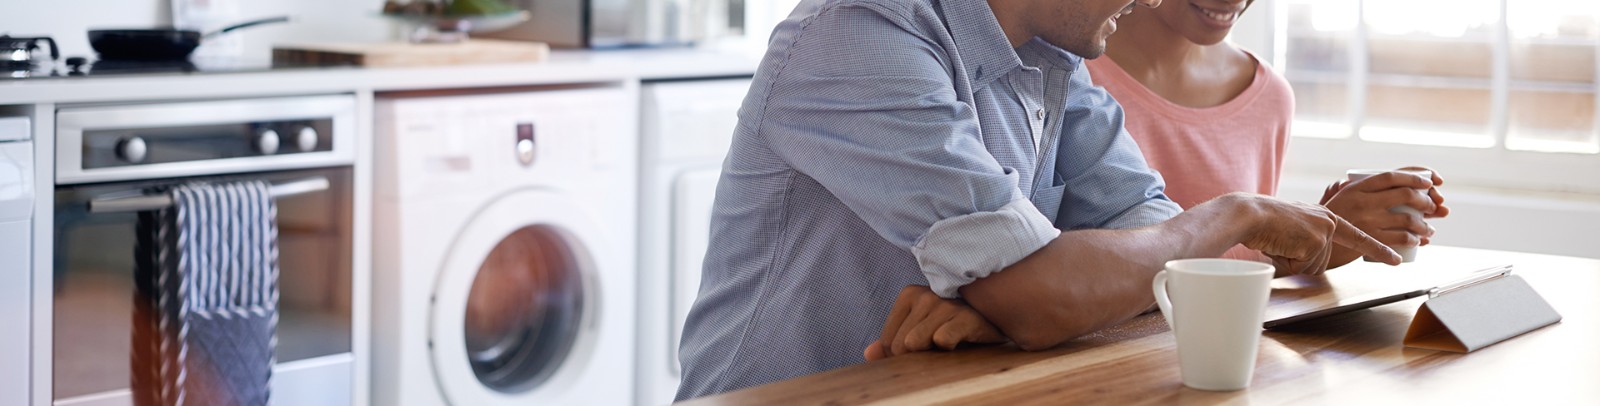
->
[1017,37,1083,73]
[938,0,1024,88]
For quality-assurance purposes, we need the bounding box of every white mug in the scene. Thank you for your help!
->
[1152,258,1274,391]
[1346,169,1434,262]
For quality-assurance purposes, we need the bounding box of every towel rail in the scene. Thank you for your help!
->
[88,177,330,213]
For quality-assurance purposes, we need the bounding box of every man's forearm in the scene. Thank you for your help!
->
[957,194,1258,350]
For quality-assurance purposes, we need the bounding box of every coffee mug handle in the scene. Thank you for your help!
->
[1151,270,1175,331]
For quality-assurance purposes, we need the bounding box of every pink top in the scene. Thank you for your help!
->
[1086,52,1294,261]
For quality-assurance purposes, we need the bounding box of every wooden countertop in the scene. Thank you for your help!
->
[679,246,1600,405]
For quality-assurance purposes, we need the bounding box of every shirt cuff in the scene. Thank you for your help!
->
[912,197,1061,298]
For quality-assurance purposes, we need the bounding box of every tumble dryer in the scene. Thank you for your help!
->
[373,84,638,405]
[637,78,751,405]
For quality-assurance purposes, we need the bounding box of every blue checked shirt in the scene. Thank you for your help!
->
[677,0,1183,399]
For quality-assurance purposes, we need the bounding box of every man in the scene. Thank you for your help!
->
[676,0,1406,399]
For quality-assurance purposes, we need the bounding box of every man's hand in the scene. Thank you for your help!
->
[864,285,1006,361]
[1320,167,1449,267]
[1227,193,1402,276]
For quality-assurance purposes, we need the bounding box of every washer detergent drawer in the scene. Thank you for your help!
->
[667,167,720,374]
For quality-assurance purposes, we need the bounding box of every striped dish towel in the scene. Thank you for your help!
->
[132,181,279,406]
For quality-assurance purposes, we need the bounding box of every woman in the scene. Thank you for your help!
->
[1088,0,1447,271]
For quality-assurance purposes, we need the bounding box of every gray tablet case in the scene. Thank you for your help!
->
[1403,274,1561,352]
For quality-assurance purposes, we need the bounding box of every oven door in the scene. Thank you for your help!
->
[50,167,354,404]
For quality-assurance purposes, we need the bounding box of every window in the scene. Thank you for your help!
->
[1258,0,1600,192]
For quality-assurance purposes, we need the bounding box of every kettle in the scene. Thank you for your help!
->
[2,35,60,69]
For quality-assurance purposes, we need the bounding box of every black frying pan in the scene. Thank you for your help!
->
[89,16,289,61]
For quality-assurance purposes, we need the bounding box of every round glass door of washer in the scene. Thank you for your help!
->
[465,225,583,391]
[430,192,602,403]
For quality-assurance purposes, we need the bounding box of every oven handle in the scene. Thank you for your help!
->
[87,176,330,213]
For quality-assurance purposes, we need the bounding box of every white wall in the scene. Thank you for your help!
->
[4,0,395,61]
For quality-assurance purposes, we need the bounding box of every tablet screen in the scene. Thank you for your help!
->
[1263,265,1513,330]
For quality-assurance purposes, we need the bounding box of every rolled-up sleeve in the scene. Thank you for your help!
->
[757,5,1057,298]
[912,199,1060,297]
[1055,64,1183,231]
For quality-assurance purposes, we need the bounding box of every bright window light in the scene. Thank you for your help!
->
[1278,0,1599,154]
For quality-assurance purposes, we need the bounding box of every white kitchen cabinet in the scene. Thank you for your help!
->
[636,78,753,405]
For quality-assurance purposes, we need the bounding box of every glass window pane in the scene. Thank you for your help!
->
[1362,85,1495,148]
[1510,43,1593,83]
[1290,81,1350,139]
[1508,0,1600,42]
[1369,39,1492,78]
[1507,0,1599,153]
[1366,0,1499,39]
[1506,91,1598,153]
[1282,0,1356,138]
[1359,0,1497,147]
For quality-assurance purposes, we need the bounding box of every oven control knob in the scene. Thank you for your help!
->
[296,127,319,151]
[116,136,147,164]
[257,129,280,155]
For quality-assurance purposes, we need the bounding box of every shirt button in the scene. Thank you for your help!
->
[1035,109,1045,120]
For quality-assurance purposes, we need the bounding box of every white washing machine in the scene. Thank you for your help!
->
[637,78,751,405]
[373,84,638,405]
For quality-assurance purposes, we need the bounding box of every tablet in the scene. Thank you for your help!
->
[1262,264,1513,330]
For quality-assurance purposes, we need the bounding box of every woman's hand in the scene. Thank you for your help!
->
[1321,167,1449,268]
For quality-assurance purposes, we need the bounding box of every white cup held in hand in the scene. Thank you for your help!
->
[1346,169,1433,262]
[1152,259,1274,391]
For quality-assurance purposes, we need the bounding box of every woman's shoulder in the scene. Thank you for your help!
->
[1238,48,1293,90]
[1226,48,1292,110]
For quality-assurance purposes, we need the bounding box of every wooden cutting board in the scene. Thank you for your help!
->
[273,39,549,67]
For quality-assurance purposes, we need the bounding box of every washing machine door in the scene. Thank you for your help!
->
[430,189,602,403]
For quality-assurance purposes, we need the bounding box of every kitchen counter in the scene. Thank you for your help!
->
[0,47,762,105]
[679,246,1600,405]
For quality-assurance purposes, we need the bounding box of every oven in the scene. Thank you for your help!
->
[47,95,362,405]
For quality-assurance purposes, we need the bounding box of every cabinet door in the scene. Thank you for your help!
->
[668,168,720,374]
[0,219,29,406]
[0,139,31,405]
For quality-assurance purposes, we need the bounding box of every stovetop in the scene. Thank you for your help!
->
[5,57,351,80]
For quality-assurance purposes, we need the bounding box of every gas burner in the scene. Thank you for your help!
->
[2,34,60,78]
